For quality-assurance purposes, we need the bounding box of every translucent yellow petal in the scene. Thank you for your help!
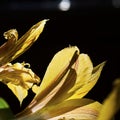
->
[97,79,120,120]
[67,54,93,98]
[32,46,79,98]
[0,19,48,66]
[18,99,101,120]
[48,100,102,120]
[71,54,93,88]
[0,62,40,89]
[0,62,40,104]
[7,83,27,105]
[68,61,106,100]
[42,66,77,106]
[45,56,105,105]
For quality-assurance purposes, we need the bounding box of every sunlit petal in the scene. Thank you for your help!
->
[0,19,48,66]
[7,83,28,105]
[17,99,101,120]
[46,54,93,105]
[48,100,101,120]
[31,46,79,105]
[14,46,105,120]
[32,46,79,96]
[97,79,120,120]
[43,56,105,106]
[68,61,106,100]
[0,62,40,104]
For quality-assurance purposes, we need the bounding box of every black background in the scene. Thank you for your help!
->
[0,0,120,119]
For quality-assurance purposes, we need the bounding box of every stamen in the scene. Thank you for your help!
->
[22,61,30,68]
[3,29,18,41]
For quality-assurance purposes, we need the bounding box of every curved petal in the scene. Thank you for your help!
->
[0,62,40,88]
[68,61,106,100]
[0,62,40,104]
[7,83,28,105]
[47,54,93,104]
[17,99,101,120]
[43,55,105,106]
[32,46,79,101]
[0,19,47,66]
[97,79,120,120]
[48,100,101,120]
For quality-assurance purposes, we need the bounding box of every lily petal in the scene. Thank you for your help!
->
[0,62,40,104]
[32,46,79,95]
[68,61,106,100]
[0,19,47,66]
[43,55,105,106]
[48,100,101,120]
[97,79,120,120]
[7,83,28,105]
[17,99,101,120]
[32,46,79,102]
[48,100,102,120]
[45,54,94,105]
[32,68,77,113]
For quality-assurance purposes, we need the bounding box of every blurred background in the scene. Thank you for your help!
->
[0,0,120,119]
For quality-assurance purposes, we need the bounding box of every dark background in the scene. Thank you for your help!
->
[0,0,120,119]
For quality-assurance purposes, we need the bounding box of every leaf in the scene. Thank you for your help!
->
[0,97,9,109]
[0,98,14,120]
[0,19,48,66]
[97,79,120,120]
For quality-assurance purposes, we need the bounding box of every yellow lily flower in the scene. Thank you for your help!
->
[0,19,48,104]
[14,46,106,120]
[1,20,116,120]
